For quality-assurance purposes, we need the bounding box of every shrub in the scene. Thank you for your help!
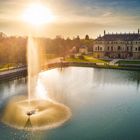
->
[78,55,84,59]
[70,54,75,58]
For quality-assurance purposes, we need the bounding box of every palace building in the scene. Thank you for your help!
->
[93,29,140,59]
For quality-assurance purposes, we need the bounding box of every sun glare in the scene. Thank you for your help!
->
[22,3,54,26]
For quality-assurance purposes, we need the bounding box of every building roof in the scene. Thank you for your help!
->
[95,33,140,41]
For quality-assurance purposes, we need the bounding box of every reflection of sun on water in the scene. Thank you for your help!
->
[22,3,54,26]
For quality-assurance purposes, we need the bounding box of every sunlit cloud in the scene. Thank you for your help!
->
[102,12,112,17]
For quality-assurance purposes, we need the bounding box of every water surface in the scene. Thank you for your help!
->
[0,67,140,140]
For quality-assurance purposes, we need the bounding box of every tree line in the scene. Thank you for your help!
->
[0,32,93,66]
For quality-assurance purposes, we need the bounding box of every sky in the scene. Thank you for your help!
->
[0,0,140,38]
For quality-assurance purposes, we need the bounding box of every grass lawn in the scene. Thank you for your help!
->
[84,56,108,64]
[65,56,140,70]
[117,60,140,65]
[0,63,18,72]
[45,54,57,60]
[66,55,108,64]
[65,57,88,63]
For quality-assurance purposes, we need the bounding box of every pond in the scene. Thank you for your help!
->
[0,67,140,140]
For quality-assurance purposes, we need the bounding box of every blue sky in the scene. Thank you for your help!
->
[0,0,140,38]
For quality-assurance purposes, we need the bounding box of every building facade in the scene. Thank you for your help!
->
[93,30,140,59]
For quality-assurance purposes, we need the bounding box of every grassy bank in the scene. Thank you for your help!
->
[65,56,140,71]
[66,56,108,64]
[0,63,18,72]
[117,60,140,65]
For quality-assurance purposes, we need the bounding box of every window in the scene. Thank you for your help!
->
[138,47,140,51]
[127,47,129,51]
[108,46,109,51]
[118,46,121,51]
[135,48,137,51]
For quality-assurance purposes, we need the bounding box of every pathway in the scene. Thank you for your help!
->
[109,59,120,65]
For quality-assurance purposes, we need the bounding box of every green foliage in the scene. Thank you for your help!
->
[70,54,75,59]
[85,35,89,40]
[0,36,27,65]
[0,33,95,67]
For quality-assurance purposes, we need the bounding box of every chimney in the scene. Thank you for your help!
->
[138,29,140,34]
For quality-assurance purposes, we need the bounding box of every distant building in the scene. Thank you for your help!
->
[93,29,140,59]
[70,46,77,54]
[79,45,88,54]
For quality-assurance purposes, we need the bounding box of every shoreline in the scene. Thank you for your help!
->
[0,61,140,81]
[47,61,140,71]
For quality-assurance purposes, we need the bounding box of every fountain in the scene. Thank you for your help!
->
[2,11,71,130]
[2,96,71,131]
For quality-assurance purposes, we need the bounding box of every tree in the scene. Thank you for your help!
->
[85,34,89,40]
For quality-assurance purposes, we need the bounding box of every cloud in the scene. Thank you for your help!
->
[102,12,112,17]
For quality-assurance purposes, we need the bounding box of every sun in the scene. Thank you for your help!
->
[22,3,54,26]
